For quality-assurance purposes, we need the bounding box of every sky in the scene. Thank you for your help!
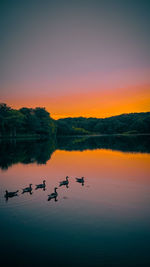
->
[0,0,150,119]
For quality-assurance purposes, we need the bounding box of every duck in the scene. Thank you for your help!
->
[76,176,84,182]
[35,180,46,189]
[48,187,58,201]
[22,184,32,193]
[76,176,84,185]
[5,190,19,198]
[59,176,69,187]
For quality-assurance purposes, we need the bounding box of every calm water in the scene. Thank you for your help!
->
[0,135,150,266]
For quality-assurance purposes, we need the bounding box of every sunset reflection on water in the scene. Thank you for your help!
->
[0,142,150,266]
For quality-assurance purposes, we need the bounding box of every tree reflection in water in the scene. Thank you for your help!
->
[0,134,150,170]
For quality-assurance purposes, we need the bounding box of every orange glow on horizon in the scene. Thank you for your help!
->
[2,84,150,119]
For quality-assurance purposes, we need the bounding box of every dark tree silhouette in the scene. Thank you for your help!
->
[56,112,150,135]
[0,103,56,138]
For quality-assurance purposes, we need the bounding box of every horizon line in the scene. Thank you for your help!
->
[53,111,150,120]
[1,102,149,120]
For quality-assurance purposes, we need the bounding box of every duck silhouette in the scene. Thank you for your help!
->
[5,190,19,200]
[35,180,46,190]
[59,176,69,188]
[76,177,84,186]
[22,184,32,194]
[48,187,58,201]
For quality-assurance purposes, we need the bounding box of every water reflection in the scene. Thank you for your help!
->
[57,134,150,153]
[0,135,150,170]
[0,137,56,170]
[1,139,150,267]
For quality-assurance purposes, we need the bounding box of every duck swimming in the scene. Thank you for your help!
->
[59,176,69,187]
[48,187,58,201]
[5,190,19,198]
[35,180,46,190]
[76,177,84,185]
[22,184,32,194]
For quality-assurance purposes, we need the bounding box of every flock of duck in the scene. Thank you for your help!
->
[4,176,85,201]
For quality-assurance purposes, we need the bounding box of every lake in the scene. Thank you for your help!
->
[0,135,150,266]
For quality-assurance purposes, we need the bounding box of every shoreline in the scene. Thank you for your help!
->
[0,133,150,141]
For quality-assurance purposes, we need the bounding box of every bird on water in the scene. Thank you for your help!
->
[76,177,84,186]
[5,190,19,199]
[48,187,58,201]
[59,176,69,188]
[22,184,32,194]
[35,180,46,190]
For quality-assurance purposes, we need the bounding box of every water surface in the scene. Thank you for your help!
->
[0,136,150,266]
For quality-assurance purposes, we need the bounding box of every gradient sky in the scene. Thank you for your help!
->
[0,0,150,119]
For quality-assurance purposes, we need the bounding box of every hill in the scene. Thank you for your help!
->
[0,103,150,138]
[56,112,150,135]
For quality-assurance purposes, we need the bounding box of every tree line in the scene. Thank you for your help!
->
[57,112,150,135]
[0,103,56,138]
[0,103,150,138]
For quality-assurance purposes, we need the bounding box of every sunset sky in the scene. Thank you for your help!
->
[0,0,150,119]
